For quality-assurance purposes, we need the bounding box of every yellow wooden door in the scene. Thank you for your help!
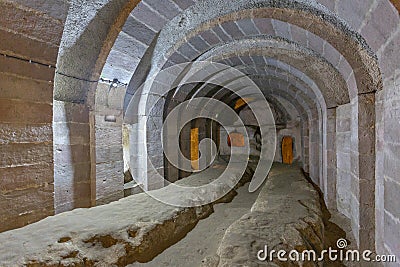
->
[282,136,293,164]
[191,128,199,170]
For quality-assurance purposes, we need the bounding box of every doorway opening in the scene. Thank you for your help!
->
[282,136,294,165]
[191,128,199,170]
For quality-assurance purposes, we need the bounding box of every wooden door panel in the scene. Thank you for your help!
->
[191,128,199,170]
[282,136,293,164]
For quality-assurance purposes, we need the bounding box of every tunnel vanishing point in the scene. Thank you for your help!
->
[0,0,399,266]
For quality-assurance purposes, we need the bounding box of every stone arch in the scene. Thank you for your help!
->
[149,0,381,94]
[1,1,399,258]
[89,1,392,254]
[161,63,322,189]
[196,40,345,198]
[53,0,141,210]
[143,6,387,248]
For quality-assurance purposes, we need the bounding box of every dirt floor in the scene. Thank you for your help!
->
[130,163,359,267]
[0,162,360,267]
[129,184,262,267]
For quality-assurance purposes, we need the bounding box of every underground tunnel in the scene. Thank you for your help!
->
[0,0,399,266]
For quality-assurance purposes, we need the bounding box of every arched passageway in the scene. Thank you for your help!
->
[0,0,399,265]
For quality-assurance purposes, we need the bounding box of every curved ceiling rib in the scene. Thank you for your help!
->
[147,0,381,94]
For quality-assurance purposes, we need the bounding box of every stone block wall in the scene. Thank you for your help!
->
[146,104,165,189]
[0,1,67,232]
[309,117,320,185]
[381,72,400,260]
[0,68,54,232]
[375,89,385,257]
[349,98,360,246]
[336,103,352,219]
[325,108,337,210]
[178,122,192,179]
[53,101,92,213]
[94,83,125,205]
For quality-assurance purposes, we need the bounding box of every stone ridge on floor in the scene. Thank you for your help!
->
[202,163,324,267]
[0,160,253,266]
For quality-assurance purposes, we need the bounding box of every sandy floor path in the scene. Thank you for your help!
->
[130,184,261,267]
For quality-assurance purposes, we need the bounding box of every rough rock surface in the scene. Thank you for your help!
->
[0,161,253,267]
[202,163,324,267]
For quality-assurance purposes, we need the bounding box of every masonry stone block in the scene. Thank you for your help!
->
[358,129,376,156]
[114,33,147,61]
[177,42,199,59]
[0,100,52,124]
[238,55,253,65]
[228,57,242,66]
[0,55,56,82]
[337,0,374,30]
[96,160,124,199]
[0,186,54,218]
[384,154,400,182]
[272,19,291,40]
[188,36,209,53]
[384,117,400,143]
[131,1,168,31]
[316,0,335,11]
[171,0,194,10]
[212,25,231,42]
[53,101,89,124]
[13,0,69,20]
[337,117,351,132]
[54,162,91,186]
[1,205,53,232]
[123,16,156,45]
[384,178,400,218]
[236,19,259,35]
[221,21,244,38]
[95,126,123,146]
[337,169,352,218]
[0,143,52,167]
[0,28,58,65]
[145,0,181,20]
[106,50,140,74]
[0,1,64,45]
[350,172,360,200]
[350,198,360,247]
[54,144,90,165]
[380,30,400,79]
[167,52,187,65]
[252,55,266,65]
[0,163,53,193]
[200,30,220,46]
[337,151,351,171]
[55,181,91,210]
[0,123,52,144]
[290,24,308,46]
[148,154,164,169]
[96,145,123,163]
[384,212,400,257]
[307,33,324,55]
[361,1,399,52]
[53,122,90,145]
[0,73,53,104]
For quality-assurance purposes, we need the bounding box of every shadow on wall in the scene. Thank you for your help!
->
[53,100,92,214]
